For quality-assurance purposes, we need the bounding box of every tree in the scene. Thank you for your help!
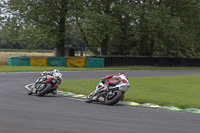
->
[73,0,121,55]
[125,0,200,57]
[108,1,137,55]
[0,28,21,49]
[159,0,200,57]
[73,0,138,55]
[2,0,71,56]
[1,0,200,57]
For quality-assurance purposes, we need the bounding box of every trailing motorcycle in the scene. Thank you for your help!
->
[27,69,62,97]
[85,78,130,105]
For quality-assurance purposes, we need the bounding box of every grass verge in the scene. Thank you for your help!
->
[59,74,200,109]
[1,66,200,72]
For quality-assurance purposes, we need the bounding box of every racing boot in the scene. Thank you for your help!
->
[120,92,125,101]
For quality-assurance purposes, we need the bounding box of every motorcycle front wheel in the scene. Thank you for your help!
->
[85,97,93,103]
[85,94,93,103]
[104,90,122,105]
[37,83,52,97]
[85,91,96,103]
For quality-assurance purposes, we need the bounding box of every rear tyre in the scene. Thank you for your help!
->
[37,83,52,97]
[104,91,122,105]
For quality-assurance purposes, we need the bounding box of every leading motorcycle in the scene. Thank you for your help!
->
[85,78,130,105]
[27,70,62,97]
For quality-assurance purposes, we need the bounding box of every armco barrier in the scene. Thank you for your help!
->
[47,57,66,67]
[85,58,104,67]
[66,57,86,67]
[30,57,47,66]
[8,57,30,66]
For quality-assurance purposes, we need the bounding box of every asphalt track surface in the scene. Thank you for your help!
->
[1,70,200,133]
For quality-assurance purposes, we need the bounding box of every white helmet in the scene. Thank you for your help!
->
[53,69,62,79]
[53,69,60,73]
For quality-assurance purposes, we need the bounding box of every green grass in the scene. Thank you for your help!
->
[59,74,200,109]
[1,65,200,73]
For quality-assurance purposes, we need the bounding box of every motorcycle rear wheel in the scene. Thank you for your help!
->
[37,83,52,97]
[104,90,122,105]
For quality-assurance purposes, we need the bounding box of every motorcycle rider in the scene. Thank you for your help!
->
[28,69,61,95]
[96,72,129,101]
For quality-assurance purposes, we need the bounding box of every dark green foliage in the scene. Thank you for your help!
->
[0,0,200,57]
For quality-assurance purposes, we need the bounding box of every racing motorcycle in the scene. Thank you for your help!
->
[85,78,130,105]
[27,70,62,97]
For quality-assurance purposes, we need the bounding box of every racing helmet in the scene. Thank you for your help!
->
[53,69,60,73]
[53,69,61,77]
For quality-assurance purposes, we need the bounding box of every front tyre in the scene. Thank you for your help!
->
[85,96,93,103]
[37,83,52,97]
[85,94,93,103]
[104,90,122,105]
[85,91,96,103]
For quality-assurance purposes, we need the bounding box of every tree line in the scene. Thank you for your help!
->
[0,0,200,57]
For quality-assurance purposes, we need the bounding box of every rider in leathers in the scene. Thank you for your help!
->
[100,72,129,101]
[28,69,61,95]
